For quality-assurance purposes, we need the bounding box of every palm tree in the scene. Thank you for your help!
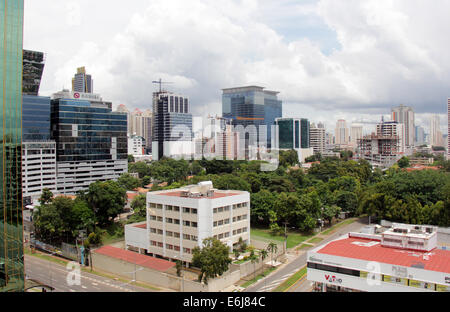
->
[259,249,268,275]
[267,242,278,266]
[250,249,259,280]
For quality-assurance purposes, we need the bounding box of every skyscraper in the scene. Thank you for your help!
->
[309,123,326,154]
[1,0,24,292]
[152,91,193,160]
[22,50,45,96]
[222,86,282,151]
[350,124,363,148]
[415,126,425,145]
[391,104,415,147]
[335,119,349,146]
[430,115,444,147]
[72,66,93,93]
[51,90,127,194]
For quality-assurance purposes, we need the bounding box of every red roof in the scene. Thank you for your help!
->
[134,223,147,229]
[158,191,240,199]
[316,237,450,274]
[127,192,139,201]
[94,246,175,272]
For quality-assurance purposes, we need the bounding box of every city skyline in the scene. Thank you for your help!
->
[23,0,450,133]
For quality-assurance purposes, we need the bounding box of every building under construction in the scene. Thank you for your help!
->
[356,121,405,168]
[23,50,45,96]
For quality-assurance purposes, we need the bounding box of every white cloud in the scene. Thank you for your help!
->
[24,0,450,134]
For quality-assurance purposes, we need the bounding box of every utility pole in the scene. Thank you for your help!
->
[283,222,288,254]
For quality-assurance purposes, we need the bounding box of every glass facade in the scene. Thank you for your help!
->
[0,0,25,292]
[51,99,127,162]
[22,95,51,141]
[22,50,44,96]
[222,87,282,148]
[301,118,310,148]
[278,119,294,149]
[152,92,193,160]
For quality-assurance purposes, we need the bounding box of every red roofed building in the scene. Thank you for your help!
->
[307,223,450,292]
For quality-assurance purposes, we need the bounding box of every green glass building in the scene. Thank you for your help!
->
[0,0,24,292]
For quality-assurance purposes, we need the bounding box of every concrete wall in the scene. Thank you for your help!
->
[92,251,243,292]
[124,223,149,250]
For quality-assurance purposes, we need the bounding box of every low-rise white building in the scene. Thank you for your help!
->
[307,223,450,292]
[125,181,250,263]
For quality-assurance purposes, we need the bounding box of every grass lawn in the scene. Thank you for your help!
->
[241,267,277,288]
[272,266,307,292]
[251,228,313,249]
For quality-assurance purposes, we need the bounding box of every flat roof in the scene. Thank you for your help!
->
[94,246,175,272]
[155,191,241,199]
[315,237,450,274]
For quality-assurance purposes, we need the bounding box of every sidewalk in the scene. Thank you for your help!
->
[241,218,360,292]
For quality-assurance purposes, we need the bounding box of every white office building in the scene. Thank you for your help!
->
[125,181,250,263]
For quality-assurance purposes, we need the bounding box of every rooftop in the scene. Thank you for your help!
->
[157,190,240,199]
[94,246,175,272]
[316,236,450,274]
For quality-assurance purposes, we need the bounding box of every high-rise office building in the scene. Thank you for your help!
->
[222,86,282,151]
[152,91,193,160]
[350,124,363,145]
[391,104,415,147]
[22,95,57,204]
[335,119,349,146]
[430,115,444,147]
[72,66,93,93]
[115,105,152,154]
[310,123,326,154]
[275,117,313,162]
[415,126,425,145]
[51,90,127,194]
[22,50,45,96]
[1,0,24,292]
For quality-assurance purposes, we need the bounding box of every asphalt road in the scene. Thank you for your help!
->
[244,218,368,292]
[25,255,156,292]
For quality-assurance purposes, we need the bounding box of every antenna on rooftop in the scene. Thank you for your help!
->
[152,78,173,93]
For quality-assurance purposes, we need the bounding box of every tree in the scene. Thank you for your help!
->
[38,188,54,206]
[397,156,410,168]
[128,155,135,163]
[267,242,278,265]
[191,238,232,284]
[86,180,126,226]
[176,260,182,277]
[117,173,141,190]
[130,194,147,220]
[259,249,268,275]
[279,150,299,167]
[249,248,259,280]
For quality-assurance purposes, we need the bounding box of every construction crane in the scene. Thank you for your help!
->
[152,78,173,93]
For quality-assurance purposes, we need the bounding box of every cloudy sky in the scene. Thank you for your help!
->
[24,0,450,134]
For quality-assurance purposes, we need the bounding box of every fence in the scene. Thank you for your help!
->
[31,239,81,262]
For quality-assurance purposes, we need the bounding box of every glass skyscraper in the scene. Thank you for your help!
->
[152,91,193,160]
[22,95,51,141]
[222,86,282,149]
[0,0,25,292]
[51,92,128,194]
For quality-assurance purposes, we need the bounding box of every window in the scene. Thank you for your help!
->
[166,231,173,237]
[213,221,218,227]
[183,207,190,213]
[183,234,190,240]
[166,205,173,211]
[157,229,163,235]
[183,220,191,227]
[192,222,197,228]
[157,216,163,222]
[218,220,223,226]
[166,244,174,250]
[213,208,218,214]
[218,207,224,213]
[191,208,197,214]
[174,246,180,251]
[174,219,180,225]
[174,206,180,212]
[150,215,157,221]
[166,218,173,223]
[183,248,191,254]
[174,232,180,238]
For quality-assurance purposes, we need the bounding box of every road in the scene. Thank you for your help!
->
[25,255,156,292]
[244,218,368,292]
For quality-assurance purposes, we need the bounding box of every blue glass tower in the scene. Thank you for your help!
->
[222,86,282,149]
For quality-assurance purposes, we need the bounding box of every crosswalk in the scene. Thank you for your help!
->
[255,271,298,292]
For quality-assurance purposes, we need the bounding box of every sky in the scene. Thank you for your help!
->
[23,0,450,135]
